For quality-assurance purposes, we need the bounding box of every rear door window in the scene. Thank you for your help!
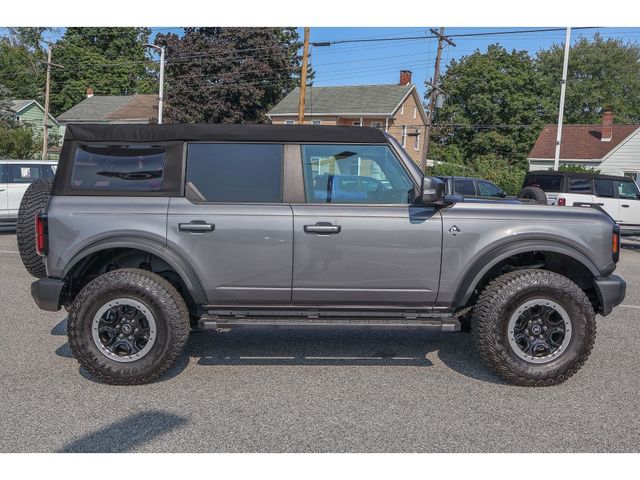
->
[568,176,592,194]
[524,174,562,192]
[71,145,166,191]
[454,179,476,196]
[477,181,504,197]
[9,164,42,183]
[594,179,615,198]
[186,143,283,203]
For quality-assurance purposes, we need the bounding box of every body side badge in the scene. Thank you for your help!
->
[448,225,461,236]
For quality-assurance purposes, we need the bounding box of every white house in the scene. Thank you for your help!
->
[527,110,640,181]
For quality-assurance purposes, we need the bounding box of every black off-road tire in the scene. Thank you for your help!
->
[471,269,596,386]
[17,177,53,278]
[67,268,190,385]
[518,186,547,205]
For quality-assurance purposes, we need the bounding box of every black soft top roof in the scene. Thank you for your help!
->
[64,123,389,144]
[525,170,630,182]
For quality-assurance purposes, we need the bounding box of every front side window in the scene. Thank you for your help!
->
[478,181,504,197]
[617,180,640,200]
[595,179,615,198]
[301,144,414,204]
[71,145,165,191]
[186,143,282,203]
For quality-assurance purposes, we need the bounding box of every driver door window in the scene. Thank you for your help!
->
[301,144,414,204]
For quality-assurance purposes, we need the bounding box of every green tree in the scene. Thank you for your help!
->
[558,164,601,174]
[429,44,548,172]
[0,28,49,103]
[155,27,305,123]
[49,27,158,116]
[0,125,39,159]
[536,34,640,124]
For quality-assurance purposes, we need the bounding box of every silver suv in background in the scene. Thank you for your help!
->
[0,160,57,228]
[20,124,625,386]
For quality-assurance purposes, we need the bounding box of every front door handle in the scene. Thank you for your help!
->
[622,204,630,208]
[179,221,215,232]
[304,223,341,234]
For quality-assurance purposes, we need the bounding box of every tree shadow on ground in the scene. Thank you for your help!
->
[58,410,188,452]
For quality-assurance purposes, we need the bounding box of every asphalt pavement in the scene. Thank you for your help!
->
[1,231,639,452]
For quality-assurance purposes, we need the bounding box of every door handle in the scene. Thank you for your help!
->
[0,189,5,192]
[179,221,215,232]
[304,223,341,234]
[622,204,630,208]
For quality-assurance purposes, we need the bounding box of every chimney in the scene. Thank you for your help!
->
[399,70,412,86]
[601,109,613,142]
[86,88,94,98]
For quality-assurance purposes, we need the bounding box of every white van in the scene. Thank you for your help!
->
[0,160,57,227]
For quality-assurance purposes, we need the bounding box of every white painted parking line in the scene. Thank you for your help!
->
[0,250,18,254]
[618,304,640,309]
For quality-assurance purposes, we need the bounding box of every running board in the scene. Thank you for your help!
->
[198,313,460,331]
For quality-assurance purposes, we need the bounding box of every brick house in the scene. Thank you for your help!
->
[267,71,428,164]
[528,110,640,180]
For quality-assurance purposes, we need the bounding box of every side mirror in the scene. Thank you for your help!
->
[421,176,446,205]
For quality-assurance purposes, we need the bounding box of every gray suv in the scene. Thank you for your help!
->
[24,124,626,386]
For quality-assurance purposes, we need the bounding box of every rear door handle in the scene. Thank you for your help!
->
[179,221,215,232]
[622,204,630,208]
[304,223,341,234]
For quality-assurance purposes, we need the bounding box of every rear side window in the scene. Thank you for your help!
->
[568,176,592,193]
[524,174,562,192]
[454,179,476,196]
[71,145,166,191]
[478,181,503,197]
[9,164,42,183]
[186,143,283,203]
[595,179,615,198]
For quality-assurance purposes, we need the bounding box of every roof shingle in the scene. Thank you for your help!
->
[529,124,640,160]
[57,94,158,123]
[268,84,414,116]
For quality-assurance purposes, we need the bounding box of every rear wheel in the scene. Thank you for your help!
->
[472,269,596,386]
[67,268,190,385]
[17,178,53,278]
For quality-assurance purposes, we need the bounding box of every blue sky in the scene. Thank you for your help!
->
[3,26,640,101]
[145,27,640,100]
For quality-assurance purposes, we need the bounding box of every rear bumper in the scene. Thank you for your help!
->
[31,277,65,312]
[593,275,626,316]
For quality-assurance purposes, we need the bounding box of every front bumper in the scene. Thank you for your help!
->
[593,275,626,316]
[31,277,65,312]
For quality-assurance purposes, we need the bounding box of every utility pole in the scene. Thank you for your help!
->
[298,27,310,125]
[144,43,166,124]
[421,27,455,172]
[553,27,572,171]
[42,43,63,161]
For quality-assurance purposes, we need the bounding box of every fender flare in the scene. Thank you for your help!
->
[63,236,207,304]
[452,239,601,309]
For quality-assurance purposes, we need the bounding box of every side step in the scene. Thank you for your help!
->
[198,313,460,331]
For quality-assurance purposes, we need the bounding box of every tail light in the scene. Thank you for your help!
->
[612,224,620,263]
[35,213,48,257]
[557,197,566,206]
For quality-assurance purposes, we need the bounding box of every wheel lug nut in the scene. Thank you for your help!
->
[529,336,534,341]
[543,326,547,331]
[128,336,133,340]
[539,335,544,339]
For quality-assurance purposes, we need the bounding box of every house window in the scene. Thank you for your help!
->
[401,126,407,148]
[414,130,420,151]
[284,120,295,125]
[352,121,361,126]
[400,104,404,115]
[413,106,417,119]
[371,121,383,129]
[312,120,322,125]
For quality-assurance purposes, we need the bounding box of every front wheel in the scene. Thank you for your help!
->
[471,269,596,386]
[67,268,190,385]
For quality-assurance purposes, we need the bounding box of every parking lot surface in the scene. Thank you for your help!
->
[1,231,639,452]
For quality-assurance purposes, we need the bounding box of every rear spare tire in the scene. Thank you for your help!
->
[518,186,547,205]
[17,177,53,278]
